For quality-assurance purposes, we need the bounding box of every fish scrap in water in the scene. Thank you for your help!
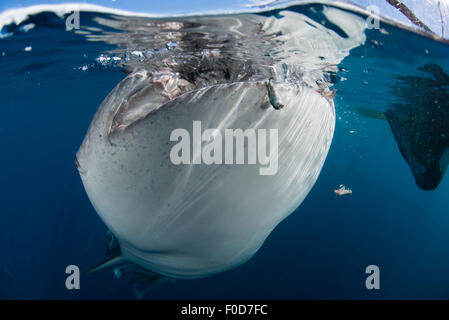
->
[334,185,352,196]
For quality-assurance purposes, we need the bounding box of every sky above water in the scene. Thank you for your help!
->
[0,0,246,15]
[1,0,448,39]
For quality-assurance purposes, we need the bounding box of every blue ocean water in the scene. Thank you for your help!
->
[0,3,449,299]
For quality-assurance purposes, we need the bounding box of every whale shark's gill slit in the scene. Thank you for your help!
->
[74,156,80,170]
[74,156,86,175]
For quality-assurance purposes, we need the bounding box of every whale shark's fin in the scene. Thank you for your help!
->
[83,231,174,296]
[351,106,387,120]
[81,255,127,276]
[133,276,175,300]
[82,230,126,276]
[113,261,174,299]
[81,253,174,297]
[132,273,174,300]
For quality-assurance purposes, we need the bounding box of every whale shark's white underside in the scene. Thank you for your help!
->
[76,71,335,279]
[75,7,368,279]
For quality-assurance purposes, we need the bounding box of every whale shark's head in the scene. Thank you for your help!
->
[76,73,335,279]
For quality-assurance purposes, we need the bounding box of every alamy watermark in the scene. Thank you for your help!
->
[65,265,80,290]
[65,9,80,31]
[365,5,381,30]
[365,265,380,290]
[169,121,278,175]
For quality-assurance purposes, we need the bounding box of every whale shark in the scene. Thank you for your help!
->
[76,71,335,280]
[74,7,367,291]
[354,63,449,190]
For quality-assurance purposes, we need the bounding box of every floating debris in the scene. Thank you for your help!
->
[24,46,32,52]
[334,185,352,196]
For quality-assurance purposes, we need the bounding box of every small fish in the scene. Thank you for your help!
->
[267,78,284,110]
[334,185,352,196]
[323,89,336,99]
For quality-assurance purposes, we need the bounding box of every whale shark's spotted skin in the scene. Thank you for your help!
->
[386,64,449,191]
